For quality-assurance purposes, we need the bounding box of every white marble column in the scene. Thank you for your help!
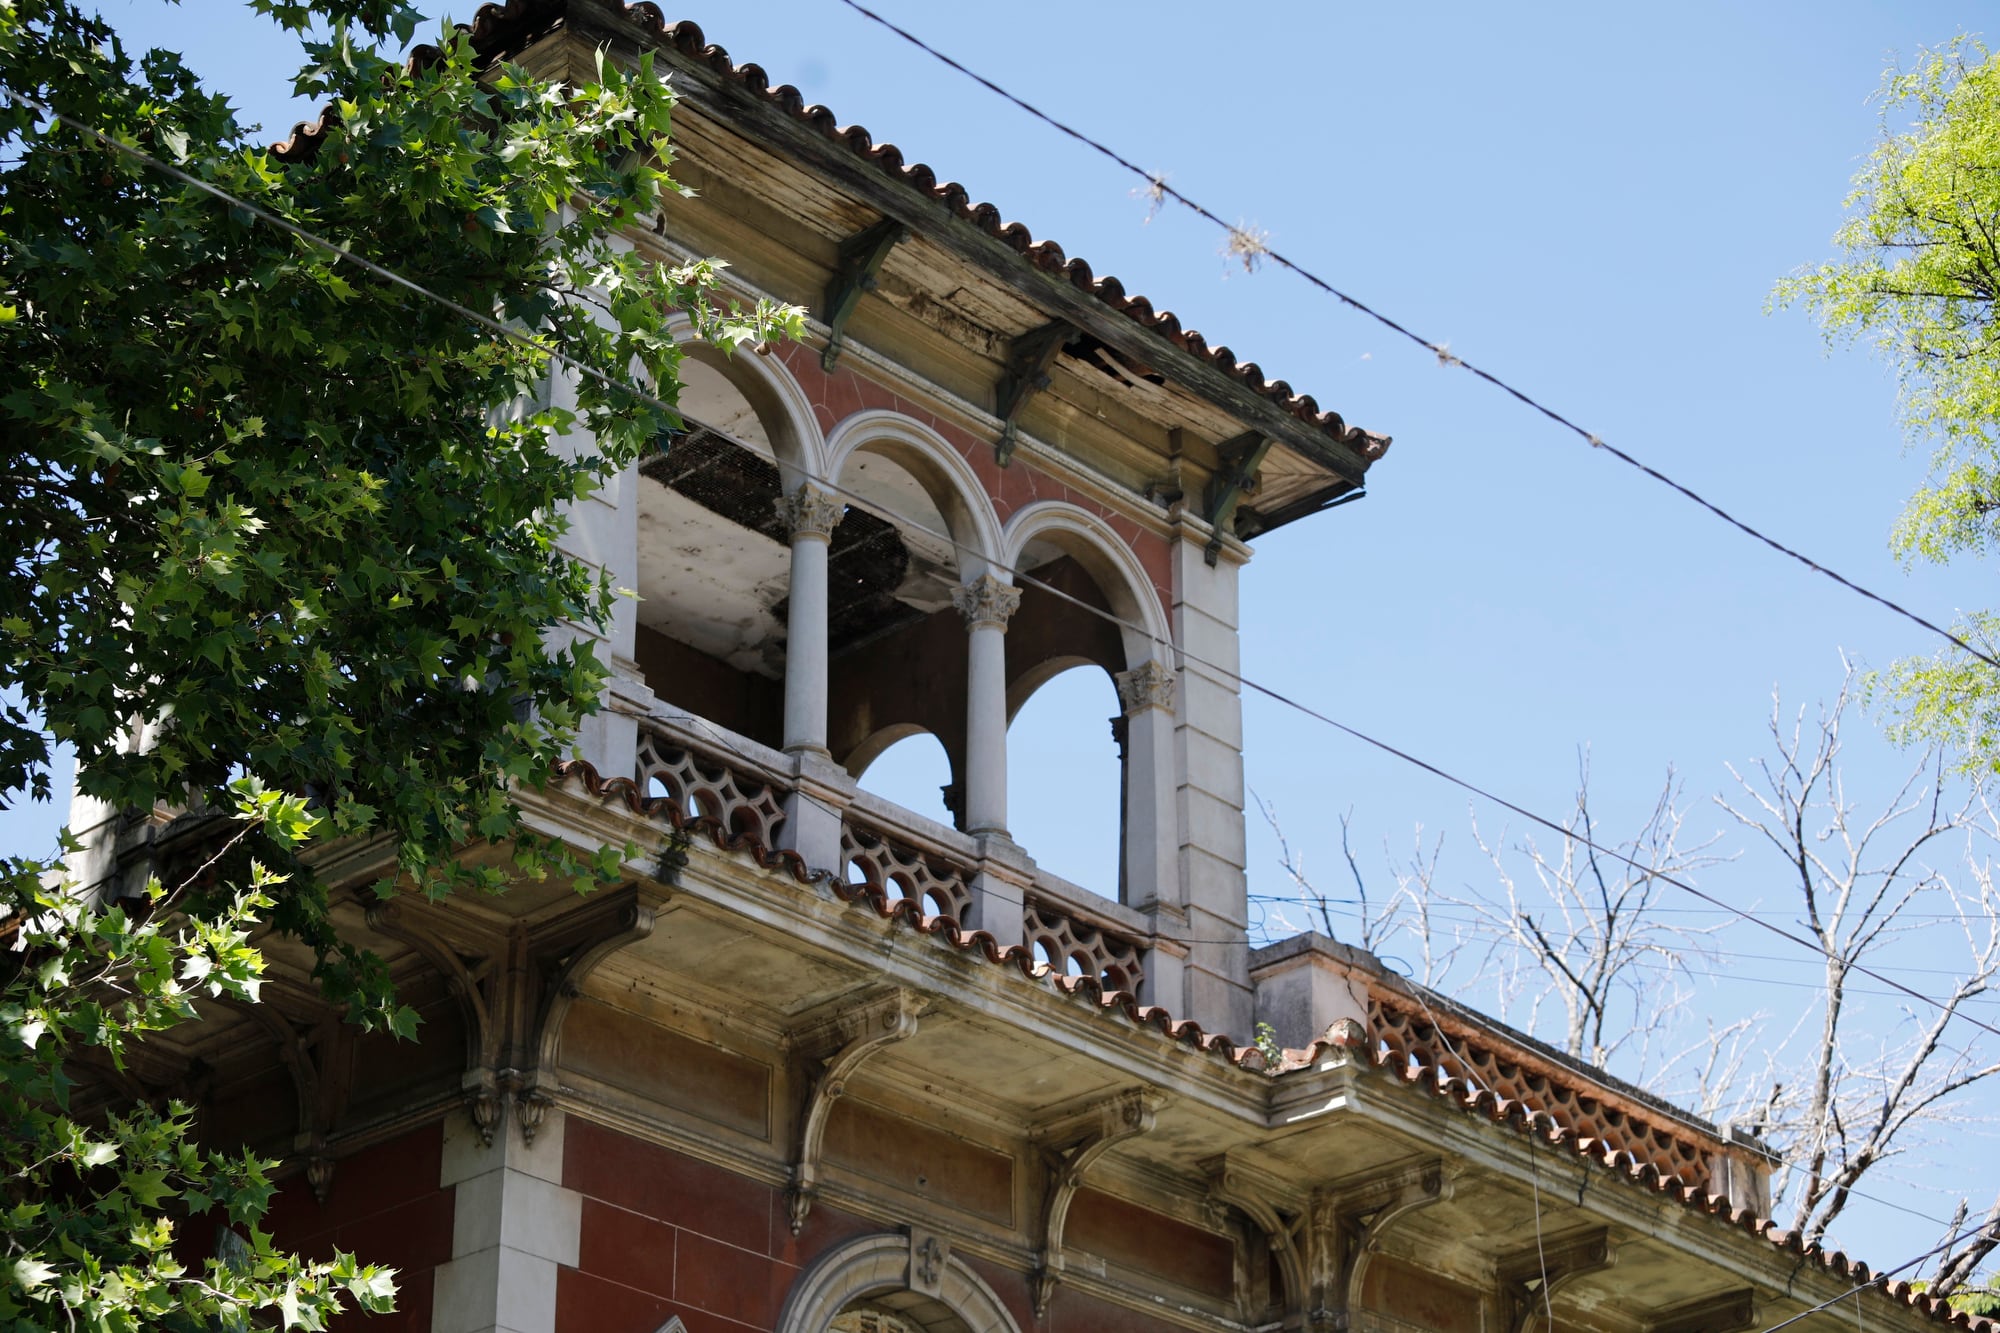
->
[777,483,844,756]
[952,573,1021,837]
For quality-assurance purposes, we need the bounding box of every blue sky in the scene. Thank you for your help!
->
[14,0,2000,1274]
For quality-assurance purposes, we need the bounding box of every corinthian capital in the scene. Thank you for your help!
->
[951,574,1022,630]
[775,483,845,541]
[1115,659,1177,715]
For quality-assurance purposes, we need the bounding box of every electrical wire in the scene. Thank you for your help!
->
[20,71,2000,1308]
[1757,1217,2000,1333]
[21,85,2000,1049]
[827,0,2000,679]
[1252,896,2000,982]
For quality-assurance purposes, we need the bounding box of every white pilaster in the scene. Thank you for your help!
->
[1115,659,1180,917]
[1169,522,1253,1038]
[433,1106,581,1333]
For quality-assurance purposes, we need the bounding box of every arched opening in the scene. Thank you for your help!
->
[1007,664,1122,900]
[852,728,957,829]
[632,351,814,750]
[775,1233,1021,1333]
[824,421,998,826]
[831,1310,927,1333]
[998,527,1135,899]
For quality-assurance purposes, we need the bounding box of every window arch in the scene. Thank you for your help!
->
[775,1233,1023,1333]
[632,340,825,750]
[851,727,958,829]
[831,1309,927,1333]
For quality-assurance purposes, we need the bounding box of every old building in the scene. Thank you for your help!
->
[65,4,2000,1333]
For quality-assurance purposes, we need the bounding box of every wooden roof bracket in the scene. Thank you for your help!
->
[993,319,1078,467]
[226,986,350,1203]
[819,217,907,371]
[1497,1227,1612,1333]
[1203,430,1275,566]
[1032,1087,1168,1317]
[784,987,922,1234]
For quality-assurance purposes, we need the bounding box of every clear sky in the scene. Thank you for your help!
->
[16,0,2000,1277]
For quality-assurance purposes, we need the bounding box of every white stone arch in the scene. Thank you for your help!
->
[845,721,957,782]
[662,312,829,487]
[1000,501,1171,668]
[825,409,1005,577]
[777,1233,1022,1333]
[1002,503,1179,924]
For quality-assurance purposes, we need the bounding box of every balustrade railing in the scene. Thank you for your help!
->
[1023,896,1146,995]
[1366,986,1711,1187]
[838,815,976,922]
[635,716,789,848]
[626,713,1156,998]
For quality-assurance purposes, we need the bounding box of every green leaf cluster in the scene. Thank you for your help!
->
[1775,37,2000,767]
[0,784,399,1330]
[0,0,804,1324]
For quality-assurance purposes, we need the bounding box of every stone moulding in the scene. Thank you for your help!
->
[550,754,2000,1333]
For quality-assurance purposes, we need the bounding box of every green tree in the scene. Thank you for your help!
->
[0,0,801,1323]
[1777,37,2000,768]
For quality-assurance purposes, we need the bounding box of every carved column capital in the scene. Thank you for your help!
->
[952,574,1021,631]
[775,483,845,541]
[1115,659,1177,715]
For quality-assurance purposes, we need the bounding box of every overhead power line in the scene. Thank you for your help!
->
[23,85,2000,1058]
[29,88,2000,1280]
[828,0,2000,677]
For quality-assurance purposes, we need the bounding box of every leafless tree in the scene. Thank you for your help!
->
[1255,671,2000,1292]
[1461,756,1731,1071]
[1253,796,1457,981]
[1717,669,2000,1261]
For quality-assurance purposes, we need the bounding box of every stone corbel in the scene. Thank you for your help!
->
[1031,1087,1168,1317]
[366,901,500,1141]
[1206,1157,1309,1329]
[513,885,668,1142]
[233,987,351,1202]
[1314,1158,1448,1330]
[1646,1289,1756,1333]
[1496,1227,1611,1333]
[366,883,667,1148]
[784,988,922,1234]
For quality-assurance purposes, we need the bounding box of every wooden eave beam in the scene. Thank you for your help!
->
[641,45,1376,485]
[818,216,907,371]
[1236,479,1366,541]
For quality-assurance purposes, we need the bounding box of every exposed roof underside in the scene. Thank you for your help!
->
[271,0,1391,526]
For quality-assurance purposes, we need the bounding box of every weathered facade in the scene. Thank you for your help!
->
[66,5,2000,1333]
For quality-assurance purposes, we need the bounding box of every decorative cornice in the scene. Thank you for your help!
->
[775,483,845,541]
[1115,659,1177,715]
[951,574,1021,631]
